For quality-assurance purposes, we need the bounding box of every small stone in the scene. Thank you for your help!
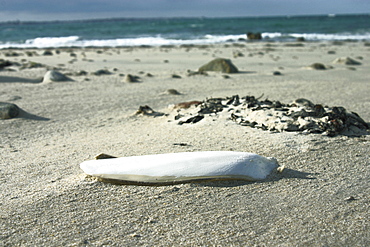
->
[308,63,326,70]
[332,57,361,65]
[95,153,117,160]
[344,196,356,201]
[171,74,182,79]
[93,69,112,76]
[43,50,53,56]
[162,89,181,95]
[198,58,239,73]
[42,70,73,83]
[125,74,141,83]
[0,102,20,119]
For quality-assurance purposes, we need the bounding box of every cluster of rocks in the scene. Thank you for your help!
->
[171,95,369,136]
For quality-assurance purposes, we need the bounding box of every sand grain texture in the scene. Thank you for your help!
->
[1,42,369,246]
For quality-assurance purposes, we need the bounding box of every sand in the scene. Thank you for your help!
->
[1,41,369,246]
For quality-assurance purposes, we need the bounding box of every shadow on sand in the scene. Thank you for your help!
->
[0,75,41,83]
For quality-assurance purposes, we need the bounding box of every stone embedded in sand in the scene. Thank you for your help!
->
[161,89,182,95]
[332,57,361,65]
[198,58,239,73]
[42,70,73,83]
[0,102,20,119]
[0,59,13,69]
[308,63,327,70]
[135,105,165,117]
[125,74,141,83]
[93,69,112,76]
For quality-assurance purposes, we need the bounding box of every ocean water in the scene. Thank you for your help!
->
[0,14,369,49]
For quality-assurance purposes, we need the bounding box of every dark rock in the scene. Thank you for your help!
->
[178,115,204,125]
[135,105,165,117]
[4,51,21,57]
[43,50,53,56]
[198,58,239,73]
[247,32,262,40]
[171,74,182,79]
[0,102,20,119]
[93,69,112,76]
[0,59,13,69]
[125,74,141,83]
[308,63,327,70]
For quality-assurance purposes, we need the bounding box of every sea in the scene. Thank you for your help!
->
[0,14,369,49]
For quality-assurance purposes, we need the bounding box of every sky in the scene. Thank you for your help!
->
[0,0,369,22]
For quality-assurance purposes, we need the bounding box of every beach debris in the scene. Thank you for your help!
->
[247,32,262,40]
[273,71,282,75]
[160,89,182,95]
[198,58,239,73]
[92,69,112,76]
[332,57,361,65]
[172,95,369,136]
[173,100,202,109]
[171,74,182,79]
[124,74,141,83]
[0,102,20,119]
[95,153,117,160]
[42,70,73,83]
[135,105,165,117]
[80,151,280,185]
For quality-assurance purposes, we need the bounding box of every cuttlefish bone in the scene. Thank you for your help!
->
[80,151,279,185]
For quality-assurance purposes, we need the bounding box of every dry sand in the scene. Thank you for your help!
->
[1,41,369,246]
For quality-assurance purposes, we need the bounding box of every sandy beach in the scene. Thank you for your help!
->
[1,41,369,246]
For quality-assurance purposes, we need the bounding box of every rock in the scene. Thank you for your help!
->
[247,32,262,40]
[93,69,112,76]
[135,105,165,117]
[307,63,327,70]
[43,50,53,56]
[198,58,239,73]
[124,74,141,83]
[160,89,181,95]
[0,102,20,119]
[42,70,73,83]
[332,57,361,65]
[171,74,181,79]
[20,61,46,70]
[0,59,13,69]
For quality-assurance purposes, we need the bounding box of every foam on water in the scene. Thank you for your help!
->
[1,32,369,49]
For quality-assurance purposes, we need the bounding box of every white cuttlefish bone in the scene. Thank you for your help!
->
[80,151,279,185]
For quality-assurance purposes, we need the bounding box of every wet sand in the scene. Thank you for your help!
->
[1,41,369,246]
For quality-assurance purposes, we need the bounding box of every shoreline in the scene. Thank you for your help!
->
[1,41,369,246]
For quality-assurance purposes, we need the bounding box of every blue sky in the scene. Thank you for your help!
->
[0,0,369,21]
